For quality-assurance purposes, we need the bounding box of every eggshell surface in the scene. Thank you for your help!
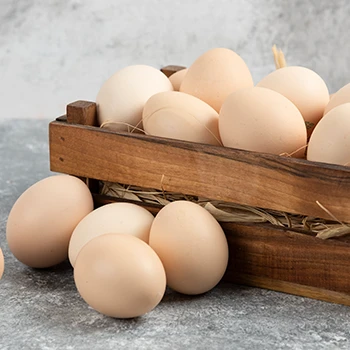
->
[142,91,221,145]
[96,65,173,131]
[69,202,154,267]
[219,87,307,157]
[0,248,4,279]
[149,201,228,295]
[324,83,350,115]
[74,233,166,318]
[180,48,254,112]
[257,66,329,133]
[6,175,94,268]
[169,68,188,91]
[307,103,350,165]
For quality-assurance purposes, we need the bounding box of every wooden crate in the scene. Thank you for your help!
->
[49,66,350,306]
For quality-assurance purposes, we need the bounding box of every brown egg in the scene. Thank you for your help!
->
[149,201,228,295]
[6,175,94,268]
[69,202,154,267]
[307,103,350,165]
[324,83,350,115]
[74,233,166,318]
[96,65,173,131]
[257,66,329,135]
[142,91,221,145]
[219,87,307,157]
[0,247,4,279]
[169,68,188,91]
[180,48,254,112]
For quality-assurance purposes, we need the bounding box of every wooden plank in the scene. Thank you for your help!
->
[161,65,187,77]
[49,120,350,222]
[92,193,350,301]
[66,101,97,126]
[229,274,350,307]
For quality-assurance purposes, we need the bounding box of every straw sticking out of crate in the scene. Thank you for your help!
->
[100,181,350,239]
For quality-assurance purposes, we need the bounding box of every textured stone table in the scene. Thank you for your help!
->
[1,120,350,350]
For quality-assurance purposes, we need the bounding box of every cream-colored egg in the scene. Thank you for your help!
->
[257,66,329,134]
[0,248,4,279]
[74,233,166,318]
[180,48,254,112]
[96,65,173,131]
[169,68,188,91]
[149,201,228,295]
[69,202,154,267]
[307,103,350,165]
[219,87,307,157]
[6,175,93,268]
[142,91,221,145]
[324,83,350,115]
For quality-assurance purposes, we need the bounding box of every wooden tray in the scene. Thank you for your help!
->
[49,66,350,306]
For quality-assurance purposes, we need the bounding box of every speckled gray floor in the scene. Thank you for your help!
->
[1,120,350,350]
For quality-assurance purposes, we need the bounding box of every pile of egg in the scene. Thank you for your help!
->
[97,47,350,166]
[4,175,228,318]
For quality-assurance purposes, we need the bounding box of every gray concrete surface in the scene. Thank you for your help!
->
[1,120,350,349]
[1,0,350,120]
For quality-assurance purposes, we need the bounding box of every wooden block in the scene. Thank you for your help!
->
[161,65,187,77]
[66,100,97,126]
[49,119,350,222]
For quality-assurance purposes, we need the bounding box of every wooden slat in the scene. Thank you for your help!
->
[50,120,350,222]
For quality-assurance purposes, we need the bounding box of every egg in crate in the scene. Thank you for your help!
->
[68,202,154,267]
[96,65,173,132]
[142,91,222,146]
[74,233,166,318]
[324,82,350,115]
[180,48,254,112]
[257,66,329,136]
[219,87,307,157]
[6,175,94,268]
[169,68,188,91]
[307,103,350,166]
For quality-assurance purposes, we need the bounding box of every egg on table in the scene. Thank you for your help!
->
[149,201,229,295]
[6,175,94,268]
[74,233,166,318]
[68,202,154,267]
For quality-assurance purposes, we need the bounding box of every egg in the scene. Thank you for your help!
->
[219,87,307,157]
[69,202,154,267]
[6,175,94,268]
[74,233,166,318]
[142,91,221,145]
[149,201,228,295]
[96,65,173,131]
[169,68,188,91]
[180,48,254,112]
[0,247,4,279]
[307,103,350,165]
[324,82,350,115]
[257,66,329,135]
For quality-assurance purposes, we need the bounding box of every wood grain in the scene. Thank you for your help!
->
[160,65,187,77]
[50,119,350,222]
[92,193,350,303]
[67,101,97,126]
